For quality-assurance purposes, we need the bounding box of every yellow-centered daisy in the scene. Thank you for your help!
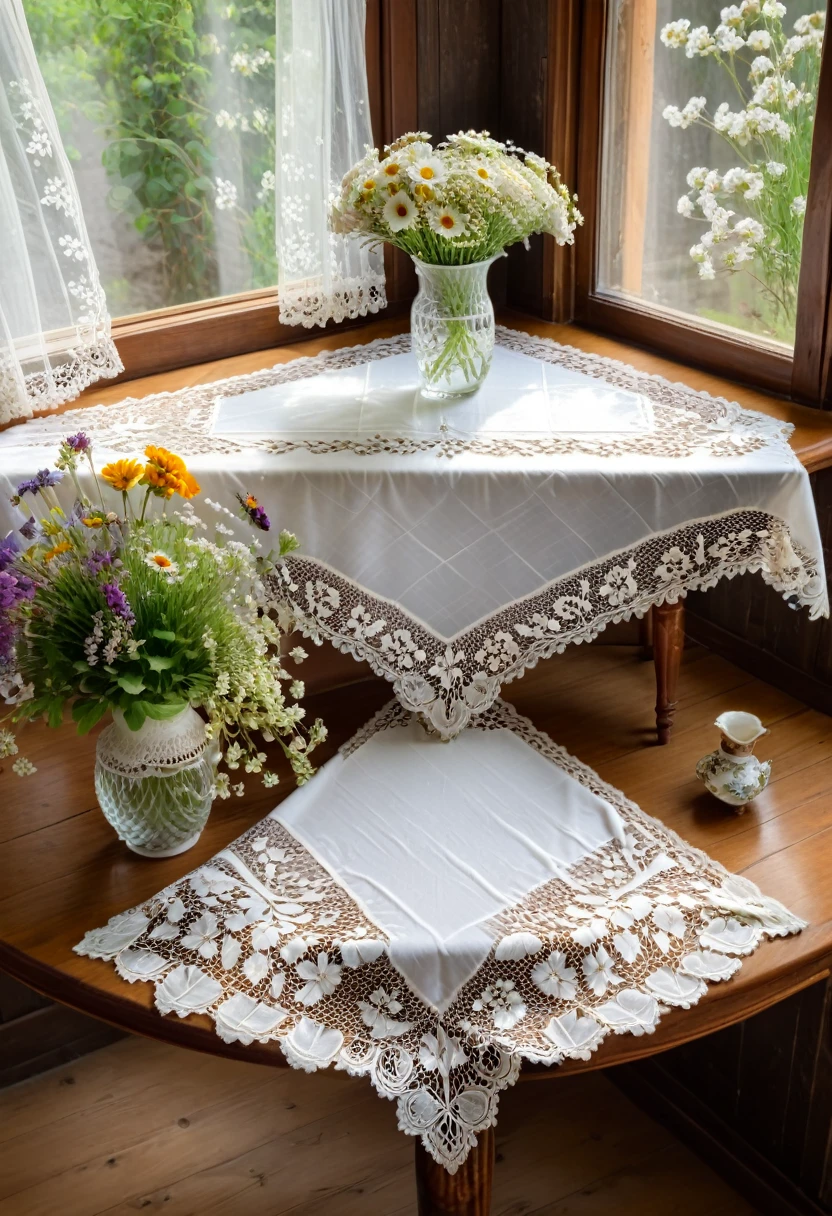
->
[383,190,418,232]
[428,203,467,238]
[407,155,446,185]
[145,551,179,576]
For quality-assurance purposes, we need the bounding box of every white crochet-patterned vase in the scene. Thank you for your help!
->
[95,706,217,857]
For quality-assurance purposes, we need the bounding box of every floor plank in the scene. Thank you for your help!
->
[0,1036,758,1216]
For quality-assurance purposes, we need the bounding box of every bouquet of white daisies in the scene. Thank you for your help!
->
[332,129,581,264]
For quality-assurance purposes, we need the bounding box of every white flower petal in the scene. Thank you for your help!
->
[543,1011,605,1060]
[215,993,288,1045]
[243,952,271,984]
[155,965,223,1016]
[494,932,543,961]
[594,989,659,1035]
[117,949,169,979]
[679,950,742,981]
[282,1017,344,1072]
[645,966,707,1008]
[339,938,386,968]
[221,935,242,971]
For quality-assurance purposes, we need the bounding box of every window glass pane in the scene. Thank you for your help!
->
[597,0,824,349]
[23,0,277,318]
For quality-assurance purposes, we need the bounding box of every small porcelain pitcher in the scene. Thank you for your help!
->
[696,711,771,812]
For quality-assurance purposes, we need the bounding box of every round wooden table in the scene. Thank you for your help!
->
[2,646,831,1215]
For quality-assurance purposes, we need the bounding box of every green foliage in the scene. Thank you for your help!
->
[24,0,277,308]
[92,0,218,303]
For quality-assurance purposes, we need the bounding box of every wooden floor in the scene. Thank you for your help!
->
[0,1034,758,1216]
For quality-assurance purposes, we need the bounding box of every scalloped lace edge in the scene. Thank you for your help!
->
[74,699,806,1172]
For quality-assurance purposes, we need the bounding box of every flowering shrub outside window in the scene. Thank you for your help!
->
[597,0,823,347]
[660,1,823,337]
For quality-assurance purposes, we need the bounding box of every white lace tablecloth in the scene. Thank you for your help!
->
[76,700,804,1173]
[1,328,827,738]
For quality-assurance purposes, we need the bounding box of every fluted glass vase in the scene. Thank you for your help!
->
[95,706,217,857]
[410,255,499,398]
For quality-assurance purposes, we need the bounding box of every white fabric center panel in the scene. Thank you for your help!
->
[212,346,654,438]
[273,716,622,1010]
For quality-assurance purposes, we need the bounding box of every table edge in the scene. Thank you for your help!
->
[3,938,830,1080]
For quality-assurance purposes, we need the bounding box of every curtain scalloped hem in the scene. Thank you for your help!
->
[277,274,387,329]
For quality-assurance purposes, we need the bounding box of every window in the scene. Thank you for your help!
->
[23,0,277,319]
[597,0,822,351]
[573,0,832,400]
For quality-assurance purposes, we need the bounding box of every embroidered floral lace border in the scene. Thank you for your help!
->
[8,328,792,461]
[272,508,828,739]
[76,700,805,1174]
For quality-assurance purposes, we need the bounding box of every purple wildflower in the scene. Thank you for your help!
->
[65,432,91,453]
[16,469,64,497]
[0,534,19,572]
[101,581,135,626]
[236,493,271,532]
[86,550,114,575]
[36,469,64,489]
[0,570,35,609]
[0,570,35,665]
[0,619,15,667]
[19,516,38,542]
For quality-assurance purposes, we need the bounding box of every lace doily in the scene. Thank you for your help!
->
[272,508,827,739]
[77,700,805,1173]
[5,329,792,461]
[96,708,210,778]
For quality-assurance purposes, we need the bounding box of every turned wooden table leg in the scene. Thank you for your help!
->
[639,606,654,660]
[653,599,685,745]
[415,1130,494,1216]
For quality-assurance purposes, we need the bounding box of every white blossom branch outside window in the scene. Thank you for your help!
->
[660,1,824,337]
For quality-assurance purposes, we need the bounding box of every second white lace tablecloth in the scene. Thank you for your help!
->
[76,700,805,1173]
[0,327,827,737]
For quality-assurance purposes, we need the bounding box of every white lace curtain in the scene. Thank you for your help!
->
[275,0,386,328]
[0,0,121,426]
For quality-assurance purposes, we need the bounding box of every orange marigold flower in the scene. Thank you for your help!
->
[144,445,186,476]
[100,458,143,492]
[177,470,201,499]
[43,540,72,562]
[142,446,199,499]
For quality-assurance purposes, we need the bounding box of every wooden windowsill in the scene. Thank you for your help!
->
[13,310,832,473]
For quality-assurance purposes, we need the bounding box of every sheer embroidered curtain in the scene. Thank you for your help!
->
[275,0,386,328]
[0,0,121,425]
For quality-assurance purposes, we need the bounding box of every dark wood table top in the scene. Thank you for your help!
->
[1,643,831,1078]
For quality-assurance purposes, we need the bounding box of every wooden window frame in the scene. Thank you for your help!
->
[105,1,418,385]
[569,0,832,407]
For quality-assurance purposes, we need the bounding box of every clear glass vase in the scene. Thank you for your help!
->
[95,706,217,857]
[410,255,499,398]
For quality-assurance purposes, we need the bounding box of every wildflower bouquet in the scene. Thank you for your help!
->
[660,1,825,338]
[0,434,324,802]
[331,131,581,396]
[331,130,581,262]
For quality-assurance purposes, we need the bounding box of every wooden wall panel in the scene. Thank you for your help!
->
[0,975,123,1089]
[500,0,549,315]
[686,468,832,716]
[415,0,555,313]
[618,979,832,1214]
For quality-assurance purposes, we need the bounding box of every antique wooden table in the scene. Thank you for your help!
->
[2,642,831,1214]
